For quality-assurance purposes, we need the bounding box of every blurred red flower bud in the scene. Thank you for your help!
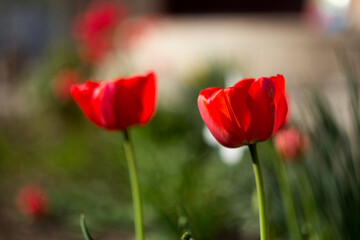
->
[16,185,49,219]
[53,69,82,103]
[71,72,157,131]
[198,74,288,148]
[273,127,310,160]
[73,1,126,63]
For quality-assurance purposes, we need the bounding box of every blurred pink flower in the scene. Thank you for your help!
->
[119,16,160,49]
[16,185,49,219]
[53,69,82,103]
[73,1,126,63]
[273,127,310,161]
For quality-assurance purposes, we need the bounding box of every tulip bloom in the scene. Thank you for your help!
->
[274,127,309,160]
[72,72,156,240]
[198,74,288,148]
[71,72,156,131]
[198,74,288,240]
[73,1,126,63]
[16,185,49,219]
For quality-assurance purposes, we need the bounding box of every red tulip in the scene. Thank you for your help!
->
[16,185,49,219]
[273,127,309,160]
[73,1,126,63]
[198,74,288,148]
[71,72,156,131]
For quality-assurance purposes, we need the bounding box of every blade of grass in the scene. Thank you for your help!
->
[80,214,94,240]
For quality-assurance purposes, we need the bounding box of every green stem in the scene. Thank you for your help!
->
[123,129,145,240]
[249,144,269,240]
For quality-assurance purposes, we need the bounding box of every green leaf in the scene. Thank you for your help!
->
[80,214,94,240]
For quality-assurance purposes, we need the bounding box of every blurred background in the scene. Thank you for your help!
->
[0,0,360,239]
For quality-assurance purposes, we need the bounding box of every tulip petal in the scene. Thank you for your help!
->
[246,77,276,142]
[270,74,288,134]
[71,81,103,127]
[91,82,118,129]
[233,78,255,88]
[270,74,285,102]
[198,88,247,148]
[226,78,254,140]
[126,72,157,124]
[273,94,288,134]
[111,81,142,130]
[110,72,156,130]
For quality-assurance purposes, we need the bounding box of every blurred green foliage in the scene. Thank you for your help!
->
[0,54,263,239]
[1,39,360,240]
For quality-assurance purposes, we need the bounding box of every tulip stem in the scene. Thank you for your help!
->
[249,143,269,240]
[123,129,145,240]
